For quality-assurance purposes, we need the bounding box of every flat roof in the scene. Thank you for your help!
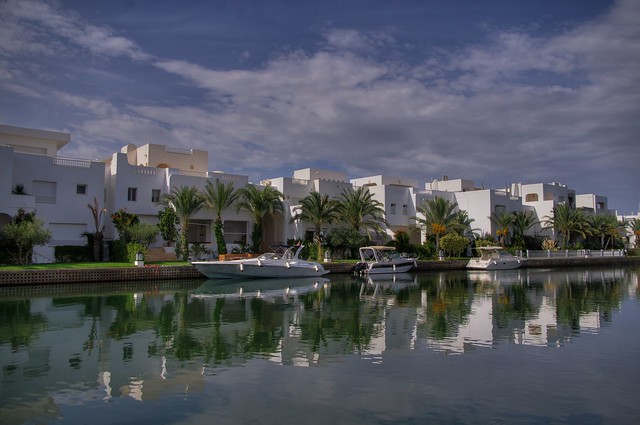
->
[0,124,70,150]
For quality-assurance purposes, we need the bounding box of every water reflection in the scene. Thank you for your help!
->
[0,267,638,422]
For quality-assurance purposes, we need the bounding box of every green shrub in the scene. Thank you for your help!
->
[54,245,92,263]
[440,233,469,258]
[415,241,437,260]
[126,242,146,263]
[108,239,128,262]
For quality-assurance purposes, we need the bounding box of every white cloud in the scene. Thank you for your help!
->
[1,0,638,210]
[0,0,150,61]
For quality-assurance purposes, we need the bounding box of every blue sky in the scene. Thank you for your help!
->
[1,0,639,214]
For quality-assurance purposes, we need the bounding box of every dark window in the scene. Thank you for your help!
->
[76,184,87,195]
[127,187,137,202]
[151,189,161,203]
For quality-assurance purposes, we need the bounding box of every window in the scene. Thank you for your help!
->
[402,204,408,215]
[223,220,248,244]
[127,187,137,202]
[390,203,396,214]
[76,184,87,195]
[33,180,57,204]
[151,189,161,203]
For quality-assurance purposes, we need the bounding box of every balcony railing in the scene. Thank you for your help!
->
[35,195,56,204]
[52,157,92,168]
[135,167,157,176]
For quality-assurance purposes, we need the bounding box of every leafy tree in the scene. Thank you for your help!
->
[543,203,589,249]
[203,180,240,255]
[0,209,51,265]
[337,186,387,238]
[439,233,469,258]
[162,186,205,261]
[490,211,514,246]
[87,197,106,261]
[412,197,460,250]
[291,191,340,261]
[157,207,179,247]
[128,223,159,248]
[236,184,284,253]
[391,230,414,254]
[111,209,139,242]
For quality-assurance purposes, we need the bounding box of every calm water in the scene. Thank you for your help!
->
[1,267,639,425]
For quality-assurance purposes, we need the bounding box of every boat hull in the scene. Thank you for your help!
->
[466,259,522,270]
[192,259,329,279]
[367,260,416,274]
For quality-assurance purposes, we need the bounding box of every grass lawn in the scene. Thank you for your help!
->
[0,261,192,271]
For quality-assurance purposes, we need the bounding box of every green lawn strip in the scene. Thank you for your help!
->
[0,261,192,271]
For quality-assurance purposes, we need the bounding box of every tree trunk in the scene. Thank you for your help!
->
[93,232,103,261]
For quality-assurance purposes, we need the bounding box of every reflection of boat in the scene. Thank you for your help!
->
[466,269,525,286]
[359,273,418,300]
[191,276,330,301]
[466,246,523,270]
[192,245,329,279]
[353,246,417,275]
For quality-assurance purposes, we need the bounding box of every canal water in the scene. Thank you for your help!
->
[1,267,639,424]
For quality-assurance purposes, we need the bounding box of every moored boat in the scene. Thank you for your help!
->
[192,245,329,279]
[353,246,417,275]
[466,246,523,270]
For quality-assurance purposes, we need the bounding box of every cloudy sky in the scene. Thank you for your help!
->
[1,0,639,213]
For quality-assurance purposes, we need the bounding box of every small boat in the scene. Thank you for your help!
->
[353,246,417,275]
[466,246,523,270]
[191,245,329,279]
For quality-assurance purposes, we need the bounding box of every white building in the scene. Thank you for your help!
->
[351,174,425,244]
[2,124,633,262]
[104,143,253,254]
[0,125,105,262]
[262,168,353,244]
[428,177,523,240]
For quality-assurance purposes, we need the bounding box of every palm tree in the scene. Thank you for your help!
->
[237,184,284,253]
[453,210,478,239]
[291,191,340,261]
[337,187,388,239]
[490,211,514,246]
[588,214,616,249]
[543,203,589,249]
[87,197,106,261]
[412,197,460,250]
[203,180,240,255]
[512,211,538,248]
[603,216,626,250]
[162,185,205,260]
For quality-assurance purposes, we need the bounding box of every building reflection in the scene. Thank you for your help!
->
[0,268,636,415]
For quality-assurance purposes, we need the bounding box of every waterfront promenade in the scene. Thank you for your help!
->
[1,256,638,286]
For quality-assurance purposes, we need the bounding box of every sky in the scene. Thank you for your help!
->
[1,0,639,214]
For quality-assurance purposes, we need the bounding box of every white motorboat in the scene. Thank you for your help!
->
[466,246,523,270]
[191,245,329,279]
[353,246,417,275]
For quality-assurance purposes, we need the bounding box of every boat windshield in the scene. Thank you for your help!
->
[360,247,396,262]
